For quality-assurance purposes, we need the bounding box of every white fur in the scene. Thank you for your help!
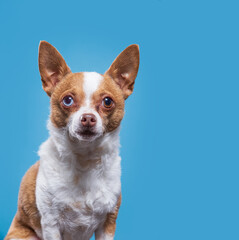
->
[83,72,103,104]
[35,72,121,240]
[95,227,114,240]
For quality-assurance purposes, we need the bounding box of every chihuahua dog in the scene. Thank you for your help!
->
[5,41,139,240]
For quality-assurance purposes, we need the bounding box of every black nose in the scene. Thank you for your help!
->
[81,114,97,127]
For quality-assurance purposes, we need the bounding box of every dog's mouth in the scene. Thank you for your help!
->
[76,129,98,140]
[79,130,95,137]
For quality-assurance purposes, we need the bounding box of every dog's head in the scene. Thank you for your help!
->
[38,41,139,142]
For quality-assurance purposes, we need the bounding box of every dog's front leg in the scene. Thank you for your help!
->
[95,195,121,240]
[41,218,62,240]
[95,224,115,240]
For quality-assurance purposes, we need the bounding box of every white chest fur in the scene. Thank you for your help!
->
[35,124,121,240]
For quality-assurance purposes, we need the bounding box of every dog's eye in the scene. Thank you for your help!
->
[62,96,74,107]
[102,97,113,108]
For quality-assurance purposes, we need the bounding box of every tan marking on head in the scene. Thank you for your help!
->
[103,194,121,236]
[5,162,41,240]
[50,72,85,128]
[92,74,125,133]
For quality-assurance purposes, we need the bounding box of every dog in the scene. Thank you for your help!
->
[5,41,139,240]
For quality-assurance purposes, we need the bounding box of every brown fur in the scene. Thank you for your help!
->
[50,72,85,127]
[93,74,125,133]
[105,44,140,99]
[39,41,71,97]
[50,71,126,133]
[5,162,41,240]
[49,71,126,133]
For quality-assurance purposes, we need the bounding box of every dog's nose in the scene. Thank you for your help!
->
[81,114,97,127]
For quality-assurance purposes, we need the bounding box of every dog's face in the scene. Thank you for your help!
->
[38,41,139,142]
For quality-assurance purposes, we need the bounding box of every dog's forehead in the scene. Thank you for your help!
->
[54,72,104,101]
[82,72,103,100]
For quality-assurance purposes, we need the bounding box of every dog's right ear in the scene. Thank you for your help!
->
[38,41,71,96]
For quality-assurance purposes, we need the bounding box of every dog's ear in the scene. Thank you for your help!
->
[38,41,71,96]
[105,44,140,99]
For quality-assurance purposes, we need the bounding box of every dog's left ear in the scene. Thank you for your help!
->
[105,44,140,99]
[38,41,71,97]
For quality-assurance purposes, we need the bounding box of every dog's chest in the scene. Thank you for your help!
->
[51,193,107,240]
[50,169,118,221]
[36,153,121,239]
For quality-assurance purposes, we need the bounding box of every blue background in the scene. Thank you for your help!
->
[0,0,238,239]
